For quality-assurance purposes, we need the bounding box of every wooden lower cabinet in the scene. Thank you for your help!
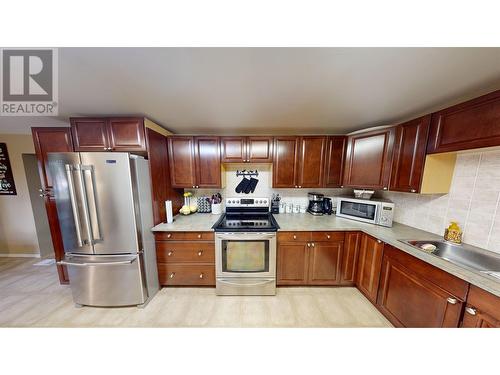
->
[461,285,500,328]
[377,245,468,328]
[155,231,215,286]
[277,231,344,286]
[356,233,384,303]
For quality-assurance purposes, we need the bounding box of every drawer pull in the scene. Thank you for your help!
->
[307,243,311,247]
[326,234,331,239]
[168,251,174,256]
[293,235,297,240]
[446,297,458,305]
[198,250,203,256]
[465,307,477,315]
[197,234,202,239]
[167,233,172,238]
[311,243,315,247]
[169,272,175,279]
[199,273,204,279]
[377,239,382,244]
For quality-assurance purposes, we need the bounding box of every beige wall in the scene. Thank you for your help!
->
[0,134,39,256]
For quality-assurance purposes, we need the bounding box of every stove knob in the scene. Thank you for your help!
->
[236,200,240,204]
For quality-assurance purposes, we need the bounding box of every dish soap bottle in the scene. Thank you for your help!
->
[444,221,462,244]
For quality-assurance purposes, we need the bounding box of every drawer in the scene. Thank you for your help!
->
[311,231,345,242]
[278,232,311,242]
[158,264,215,286]
[156,242,215,263]
[154,231,215,241]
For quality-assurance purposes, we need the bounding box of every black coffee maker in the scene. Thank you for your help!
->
[307,192,324,216]
[322,197,333,215]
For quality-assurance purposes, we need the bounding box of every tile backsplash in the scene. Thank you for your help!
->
[382,149,500,254]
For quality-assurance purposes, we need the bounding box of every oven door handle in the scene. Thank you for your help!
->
[216,233,276,240]
[217,279,274,287]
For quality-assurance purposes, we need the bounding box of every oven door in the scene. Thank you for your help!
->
[216,232,276,278]
[336,198,380,224]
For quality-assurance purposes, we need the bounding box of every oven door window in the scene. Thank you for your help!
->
[340,201,376,220]
[222,240,269,273]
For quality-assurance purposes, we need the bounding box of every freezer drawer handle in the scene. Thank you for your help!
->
[58,258,136,267]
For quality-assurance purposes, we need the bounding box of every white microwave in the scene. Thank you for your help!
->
[336,197,394,227]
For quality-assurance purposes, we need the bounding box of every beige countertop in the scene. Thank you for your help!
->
[151,212,500,297]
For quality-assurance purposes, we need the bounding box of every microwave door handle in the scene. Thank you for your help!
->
[74,165,94,246]
[65,165,84,247]
[82,166,102,241]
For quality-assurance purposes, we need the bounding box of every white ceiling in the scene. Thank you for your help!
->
[2,48,500,135]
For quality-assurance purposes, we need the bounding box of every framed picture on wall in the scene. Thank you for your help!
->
[0,142,17,195]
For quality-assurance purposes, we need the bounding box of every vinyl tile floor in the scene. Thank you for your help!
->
[0,257,392,328]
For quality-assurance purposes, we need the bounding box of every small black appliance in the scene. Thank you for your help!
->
[307,192,324,216]
[322,197,333,215]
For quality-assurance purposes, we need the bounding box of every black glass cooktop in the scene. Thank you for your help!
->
[213,213,279,232]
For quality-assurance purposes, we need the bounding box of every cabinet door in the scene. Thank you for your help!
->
[356,234,384,303]
[461,285,500,328]
[168,136,196,188]
[324,136,346,188]
[277,243,309,285]
[377,252,464,328]
[390,116,430,193]
[343,127,395,190]
[273,137,299,188]
[221,137,246,163]
[107,118,146,152]
[31,127,74,284]
[194,136,221,188]
[427,90,500,154]
[308,241,343,285]
[297,136,327,188]
[70,118,109,151]
[247,136,273,162]
[340,232,360,285]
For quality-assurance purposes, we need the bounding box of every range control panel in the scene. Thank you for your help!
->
[225,197,269,208]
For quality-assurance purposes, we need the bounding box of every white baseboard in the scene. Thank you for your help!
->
[0,253,41,258]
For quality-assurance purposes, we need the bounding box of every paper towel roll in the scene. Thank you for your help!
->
[165,200,173,223]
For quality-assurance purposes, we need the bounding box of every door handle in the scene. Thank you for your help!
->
[465,307,477,315]
[74,165,94,246]
[66,165,84,247]
[446,297,458,305]
[82,166,102,242]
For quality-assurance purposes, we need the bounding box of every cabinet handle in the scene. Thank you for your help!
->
[199,273,204,279]
[293,235,297,240]
[311,243,315,247]
[197,234,202,239]
[103,147,108,151]
[465,307,477,315]
[307,243,311,247]
[383,187,388,190]
[198,250,203,256]
[167,251,174,256]
[192,185,195,188]
[410,189,416,193]
[169,272,175,279]
[326,234,331,239]
[167,233,172,238]
[340,185,344,188]
[446,297,458,305]
[377,239,382,244]
[298,186,302,188]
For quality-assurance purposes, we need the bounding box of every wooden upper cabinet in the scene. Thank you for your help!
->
[324,136,346,188]
[221,136,273,163]
[427,90,500,154]
[71,118,109,151]
[462,285,500,328]
[221,137,246,162]
[377,245,468,328]
[107,118,146,152]
[273,136,299,188]
[247,136,273,162]
[194,136,221,188]
[71,117,146,152]
[356,233,384,303]
[168,136,196,188]
[390,116,431,193]
[297,136,327,188]
[343,127,396,190]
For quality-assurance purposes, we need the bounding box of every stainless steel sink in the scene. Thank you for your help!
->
[400,240,500,276]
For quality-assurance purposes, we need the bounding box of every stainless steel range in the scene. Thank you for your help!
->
[212,197,279,296]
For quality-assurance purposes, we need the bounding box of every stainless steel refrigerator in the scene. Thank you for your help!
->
[48,152,159,307]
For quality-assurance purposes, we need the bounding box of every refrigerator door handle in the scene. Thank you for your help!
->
[74,164,94,246]
[58,258,137,267]
[65,164,84,247]
[82,165,102,242]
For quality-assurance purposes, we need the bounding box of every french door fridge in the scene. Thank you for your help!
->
[48,152,159,307]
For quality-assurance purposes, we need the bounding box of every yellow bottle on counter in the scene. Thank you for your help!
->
[444,221,462,244]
